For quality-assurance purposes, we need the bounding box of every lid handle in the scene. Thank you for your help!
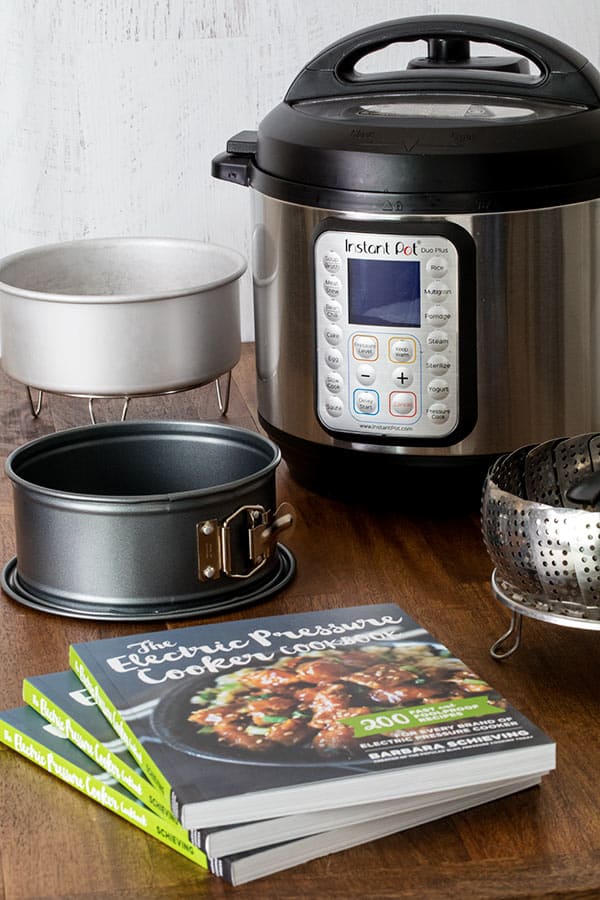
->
[285,15,600,107]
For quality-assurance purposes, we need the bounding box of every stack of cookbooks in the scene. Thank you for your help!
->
[0,603,556,886]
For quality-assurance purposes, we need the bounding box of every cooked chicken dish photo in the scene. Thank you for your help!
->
[187,644,493,759]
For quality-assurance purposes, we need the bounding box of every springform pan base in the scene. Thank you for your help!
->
[1,544,295,622]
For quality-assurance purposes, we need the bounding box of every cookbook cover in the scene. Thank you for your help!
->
[0,705,207,870]
[23,669,175,823]
[69,603,555,829]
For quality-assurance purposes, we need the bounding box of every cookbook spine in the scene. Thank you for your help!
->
[0,717,208,871]
[190,828,210,852]
[22,677,177,824]
[209,856,234,883]
[69,647,172,805]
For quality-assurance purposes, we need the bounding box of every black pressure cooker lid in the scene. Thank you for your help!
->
[213,16,600,214]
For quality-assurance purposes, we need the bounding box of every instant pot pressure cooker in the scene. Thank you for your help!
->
[213,15,600,496]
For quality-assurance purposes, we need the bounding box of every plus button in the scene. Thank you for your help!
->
[392,367,414,389]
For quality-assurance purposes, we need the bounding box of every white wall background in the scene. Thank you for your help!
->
[1,0,599,339]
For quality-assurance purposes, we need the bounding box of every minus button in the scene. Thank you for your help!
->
[356,364,376,386]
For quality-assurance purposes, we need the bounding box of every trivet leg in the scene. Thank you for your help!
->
[215,371,232,416]
[26,386,44,418]
[88,396,130,424]
[490,610,523,660]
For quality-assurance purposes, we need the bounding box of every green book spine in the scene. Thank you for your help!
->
[70,647,171,803]
[0,716,207,870]
[22,677,177,824]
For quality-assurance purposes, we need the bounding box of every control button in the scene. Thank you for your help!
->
[325,396,344,417]
[424,282,452,301]
[427,402,451,424]
[324,324,342,346]
[392,367,414,388]
[352,334,379,360]
[389,337,416,364]
[325,348,343,370]
[426,354,451,376]
[354,390,379,415]
[425,257,449,278]
[426,330,449,351]
[323,251,342,274]
[325,372,344,394]
[390,391,417,417]
[323,276,342,298]
[424,305,452,327]
[427,378,450,399]
[324,300,342,322]
[356,364,376,386]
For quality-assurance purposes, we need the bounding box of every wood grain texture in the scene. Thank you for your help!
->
[0,344,600,898]
[1,0,600,340]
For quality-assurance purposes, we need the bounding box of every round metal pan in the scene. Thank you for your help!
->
[3,421,295,620]
[0,237,246,397]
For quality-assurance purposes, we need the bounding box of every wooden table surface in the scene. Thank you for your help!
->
[1,345,599,900]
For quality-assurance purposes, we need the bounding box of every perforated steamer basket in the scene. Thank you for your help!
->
[481,434,600,658]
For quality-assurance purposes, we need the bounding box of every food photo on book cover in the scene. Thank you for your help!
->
[110,617,521,768]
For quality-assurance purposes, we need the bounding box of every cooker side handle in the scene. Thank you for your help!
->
[212,132,258,187]
[284,14,600,108]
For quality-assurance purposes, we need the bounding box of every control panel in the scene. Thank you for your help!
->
[314,224,472,443]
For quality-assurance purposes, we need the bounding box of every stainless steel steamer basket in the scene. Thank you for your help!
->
[481,433,600,656]
[2,421,295,621]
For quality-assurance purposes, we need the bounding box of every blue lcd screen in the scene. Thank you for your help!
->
[348,258,421,327]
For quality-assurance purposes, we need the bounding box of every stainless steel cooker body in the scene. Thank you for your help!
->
[251,193,600,459]
[214,16,600,489]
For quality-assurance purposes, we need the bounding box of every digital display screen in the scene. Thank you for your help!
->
[348,258,421,327]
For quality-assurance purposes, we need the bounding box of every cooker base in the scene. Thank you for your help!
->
[1,545,296,621]
[261,417,497,508]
